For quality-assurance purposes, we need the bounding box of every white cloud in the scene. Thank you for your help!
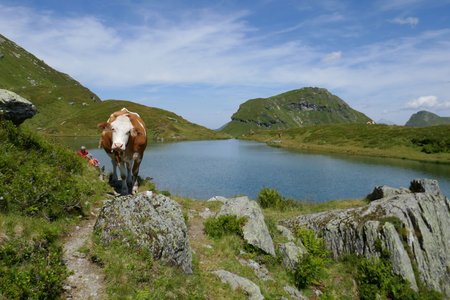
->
[391,17,419,27]
[406,95,450,108]
[0,3,450,127]
[322,51,342,63]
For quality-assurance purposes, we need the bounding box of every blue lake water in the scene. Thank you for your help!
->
[68,139,450,202]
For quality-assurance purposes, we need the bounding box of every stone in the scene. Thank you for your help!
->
[207,195,228,203]
[284,285,308,300]
[238,258,273,281]
[94,192,193,274]
[0,89,37,125]
[212,269,264,300]
[367,185,409,201]
[199,207,214,219]
[217,196,275,256]
[277,225,295,241]
[282,179,450,296]
[278,241,307,270]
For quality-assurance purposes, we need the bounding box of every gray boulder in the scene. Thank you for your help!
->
[282,179,450,296]
[367,185,409,201]
[212,269,264,300]
[217,196,275,256]
[279,241,307,270]
[0,89,37,125]
[94,191,193,274]
[284,285,308,300]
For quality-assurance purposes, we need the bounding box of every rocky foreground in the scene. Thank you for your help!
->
[93,179,450,299]
[282,179,450,296]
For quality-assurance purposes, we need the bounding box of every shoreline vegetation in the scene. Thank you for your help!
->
[239,123,450,164]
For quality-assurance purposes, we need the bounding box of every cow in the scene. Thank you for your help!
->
[97,108,147,195]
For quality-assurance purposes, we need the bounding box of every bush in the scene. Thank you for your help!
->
[0,120,107,219]
[0,220,69,299]
[293,227,331,289]
[203,215,246,239]
[257,187,298,210]
[356,256,418,300]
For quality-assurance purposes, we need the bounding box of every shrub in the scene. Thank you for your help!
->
[203,215,246,239]
[293,227,331,289]
[257,187,298,210]
[258,187,283,208]
[0,120,107,219]
[356,256,418,300]
[0,220,69,299]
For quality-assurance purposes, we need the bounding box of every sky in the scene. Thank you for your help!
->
[1,0,450,129]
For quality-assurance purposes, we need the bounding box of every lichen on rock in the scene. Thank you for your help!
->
[94,191,193,274]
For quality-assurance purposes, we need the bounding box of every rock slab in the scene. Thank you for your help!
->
[0,89,37,125]
[94,192,193,274]
[282,179,450,296]
[217,196,275,256]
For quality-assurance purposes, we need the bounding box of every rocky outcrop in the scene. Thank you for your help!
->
[217,196,276,256]
[282,179,450,296]
[94,191,193,274]
[212,269,264,300]
[0,89,37,125]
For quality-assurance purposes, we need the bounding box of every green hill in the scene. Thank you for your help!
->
[221,87,371,136]
[0,34,227,140]
[405,110,450,127]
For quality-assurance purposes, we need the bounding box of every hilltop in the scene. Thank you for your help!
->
[0,34,227,140]
[221,87,371,136]
[405,110,450,127]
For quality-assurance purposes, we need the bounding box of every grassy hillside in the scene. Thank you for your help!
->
[221,87,371,136]
[405,110,450,127]
[0,120,108,298]
[244,124,450,163]
[0,34,228,140]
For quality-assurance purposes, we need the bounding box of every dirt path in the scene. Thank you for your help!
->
[62,208,106,300]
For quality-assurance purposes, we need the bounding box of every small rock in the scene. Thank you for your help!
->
[279,242,307,270]
[212,269,264,300]
[277,225,295,241]
[284,285,308,300]
[207,196,228,203]
[238,258,273,281]
[199,208,214,219]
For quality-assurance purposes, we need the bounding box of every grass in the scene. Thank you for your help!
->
[244,123,450,164]
[0,120,108,298]
[0,34,229,140]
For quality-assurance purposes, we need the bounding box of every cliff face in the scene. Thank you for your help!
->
[221,87,371,136]
[282,179,450,296]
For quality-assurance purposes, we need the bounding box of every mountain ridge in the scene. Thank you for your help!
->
[405,110,450,127]
[221,87,371,136]
[0,34,226,140]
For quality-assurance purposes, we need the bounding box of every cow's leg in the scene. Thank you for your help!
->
[126,161,133,187]
[131,158,142,194]
[111,159,119,182]
[118,162,128,195]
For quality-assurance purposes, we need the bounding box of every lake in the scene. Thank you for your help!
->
[61,138,450,201]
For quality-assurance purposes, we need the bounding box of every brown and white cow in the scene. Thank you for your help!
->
[98,108,147,195]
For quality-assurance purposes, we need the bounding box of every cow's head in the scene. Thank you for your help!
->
[98,115,138,151]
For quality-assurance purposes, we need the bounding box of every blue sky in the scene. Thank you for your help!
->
[1,0,450,128]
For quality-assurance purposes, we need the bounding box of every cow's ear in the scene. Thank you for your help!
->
[130,127,138,137]
[97,122,111,131]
